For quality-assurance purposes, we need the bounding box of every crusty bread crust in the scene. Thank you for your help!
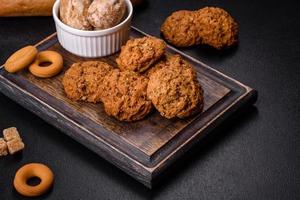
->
[0,0,55,16]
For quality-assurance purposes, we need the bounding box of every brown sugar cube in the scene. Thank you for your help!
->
[3,127,20,141]
[6,138,24,155]
[0,138,8,156]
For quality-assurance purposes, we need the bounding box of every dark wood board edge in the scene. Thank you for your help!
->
[0,27,258,188]
[131,27,252,94]
[0,75,154,187]
[0,32,153,165]
[0,74,256,188]
[0,29,254,168]
[130,27,258,166]
[0,65,255,169]
[151,88,257,174]
[149,90,237,165]
[2,70,152,165]
[42,29,258,168]
[151,89,257,187]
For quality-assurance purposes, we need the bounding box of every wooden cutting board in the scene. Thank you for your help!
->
[0,27,257,188]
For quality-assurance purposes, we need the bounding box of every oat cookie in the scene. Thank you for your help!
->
[147,55,204,119]
[100,69,153,121]
[62,61,113,103]
[87,0,126,30]
[144,55,168,77]
[60,0,93,30]
[161,10,201,47]
[196,7,238,49]
[116,37,166,73]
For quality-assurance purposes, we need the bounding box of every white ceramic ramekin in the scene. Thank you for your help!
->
[52,0,133,58]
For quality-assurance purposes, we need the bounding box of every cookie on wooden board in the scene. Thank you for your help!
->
[100,69,153,121]
[116,36,166,73]
[147,55,204,119]
[62,61,113,103]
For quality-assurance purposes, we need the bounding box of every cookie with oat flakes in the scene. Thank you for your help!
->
[147,55,204,119]
[143,54,169,77]
[161,10,201,47]
[116,36,166,73]
[62,61,113,103]
[100,69,153,121]
[196,7,238,49]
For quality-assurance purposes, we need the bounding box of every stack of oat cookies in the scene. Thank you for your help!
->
[62,36,204,122]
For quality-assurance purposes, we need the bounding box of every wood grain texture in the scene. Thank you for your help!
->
[0,27,257,187]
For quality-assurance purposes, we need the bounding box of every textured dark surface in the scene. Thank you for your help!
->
[0,0,299,199]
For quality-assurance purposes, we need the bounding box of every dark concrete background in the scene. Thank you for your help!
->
[0,0,299,199]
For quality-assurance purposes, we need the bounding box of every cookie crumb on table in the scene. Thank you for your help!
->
[1,127,25,156]
[0,138,8,156]
[6,138,25,155]
[3,127,20,141]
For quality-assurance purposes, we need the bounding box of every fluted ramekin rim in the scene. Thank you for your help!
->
[52,0,133,37]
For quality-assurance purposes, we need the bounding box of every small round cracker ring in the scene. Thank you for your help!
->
[4,46,38,73]
[13,163,54,197]
[29,51,63,78]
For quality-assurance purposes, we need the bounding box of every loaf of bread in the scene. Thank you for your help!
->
[0,0,55,16]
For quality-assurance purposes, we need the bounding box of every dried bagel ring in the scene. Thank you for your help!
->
[4,46,38,73]
[13,163,54,197]
[29,51,63,78]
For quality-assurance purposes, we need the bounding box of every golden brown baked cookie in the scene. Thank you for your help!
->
[147,55,204,119]
[161,7,238,49]
[196,7,238,49]
[161,10,201,47]
[100,69,153,121]
[143,55,168,77]
[62,61,113,103]
[60,0,93,30]
[116,36,166,73]
[87,0,126,30]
